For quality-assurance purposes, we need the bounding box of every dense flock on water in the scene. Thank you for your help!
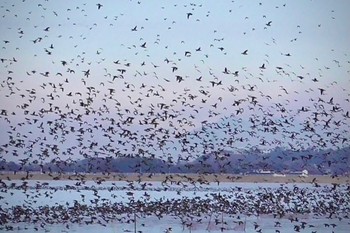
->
[1,180,350,232]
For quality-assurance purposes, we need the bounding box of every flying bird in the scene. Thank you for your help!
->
[96,3,103,9]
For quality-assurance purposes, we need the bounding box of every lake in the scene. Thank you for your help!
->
[1,180,349,232]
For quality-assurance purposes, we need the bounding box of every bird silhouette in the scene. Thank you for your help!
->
[241,50,248,55]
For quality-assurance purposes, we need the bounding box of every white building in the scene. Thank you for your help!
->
[300,170,308,177]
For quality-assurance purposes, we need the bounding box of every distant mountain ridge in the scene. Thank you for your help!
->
[1,147,349,175]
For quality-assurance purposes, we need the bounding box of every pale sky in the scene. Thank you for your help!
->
[0,0,350,162]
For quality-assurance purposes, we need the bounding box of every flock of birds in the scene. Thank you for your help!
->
[0,0,349,171]
[1,180,349,232]
[0,0,350,232]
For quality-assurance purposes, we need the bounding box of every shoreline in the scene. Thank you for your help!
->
[1,172,349,184]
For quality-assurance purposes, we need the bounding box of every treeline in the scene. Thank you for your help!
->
[1,147,349,175]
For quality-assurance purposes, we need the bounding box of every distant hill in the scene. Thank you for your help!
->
[1,147,349,175]
[183,147,350,175]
